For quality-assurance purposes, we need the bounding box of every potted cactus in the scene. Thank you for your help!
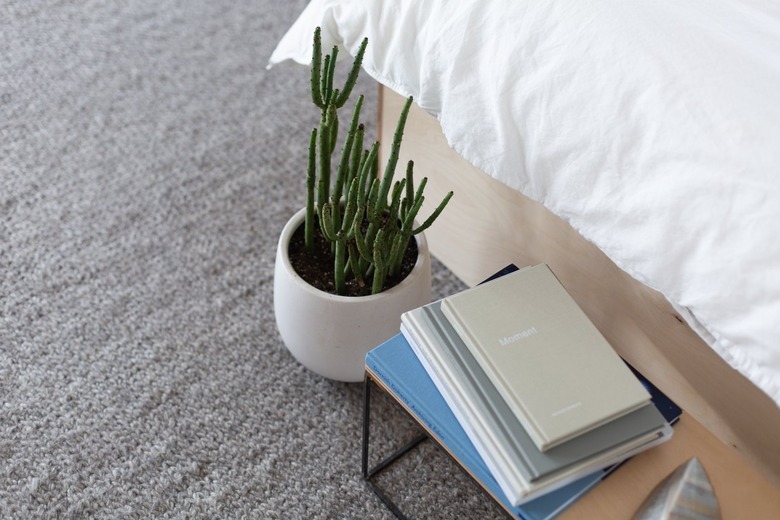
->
[273,27,452,382]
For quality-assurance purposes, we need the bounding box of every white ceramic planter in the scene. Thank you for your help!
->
[274,207,432,382]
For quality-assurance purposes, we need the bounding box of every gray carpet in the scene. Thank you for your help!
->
[0,2,508,518]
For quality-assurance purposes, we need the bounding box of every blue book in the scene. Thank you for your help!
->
[365,332,682,520]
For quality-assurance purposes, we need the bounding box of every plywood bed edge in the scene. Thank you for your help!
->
[378,85,780,486]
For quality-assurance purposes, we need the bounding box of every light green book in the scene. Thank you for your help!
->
[440,264,651,452]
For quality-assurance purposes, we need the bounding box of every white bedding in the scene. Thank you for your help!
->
[269,0,780,407]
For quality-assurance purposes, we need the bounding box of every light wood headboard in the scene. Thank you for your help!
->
[379,86,780,486]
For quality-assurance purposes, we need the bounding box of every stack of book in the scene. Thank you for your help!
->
[399,264,675,507]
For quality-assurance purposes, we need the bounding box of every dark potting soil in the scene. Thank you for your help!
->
[286,220,419,297]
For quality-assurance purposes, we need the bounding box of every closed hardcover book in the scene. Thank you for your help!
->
[402,304,672,506]
[440,264,652,452]
[418,301,670,480]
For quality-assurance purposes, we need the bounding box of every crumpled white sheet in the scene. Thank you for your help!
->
[269,0,780,407]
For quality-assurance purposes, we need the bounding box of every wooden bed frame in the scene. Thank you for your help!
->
[379,86,780,487]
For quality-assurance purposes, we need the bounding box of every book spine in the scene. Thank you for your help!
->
[366,346,525,509]
[401,323,527,506]
[424,305,541,479]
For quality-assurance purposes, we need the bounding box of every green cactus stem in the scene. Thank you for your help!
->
[300,27,452,295]
[305,127,317,252]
